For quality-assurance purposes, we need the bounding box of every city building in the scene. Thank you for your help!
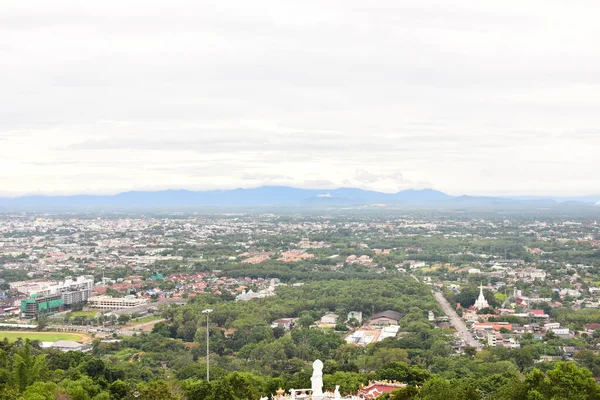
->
[18,276,94,318]
[369,310,402,326]
[41,340,91,353]
[378,325,401,341]
[271,318,295,331]
[347,311,363,324]
[320,313,339,324]
[87,295,148,310]
[17,276,94,306]
[21,293,64,319]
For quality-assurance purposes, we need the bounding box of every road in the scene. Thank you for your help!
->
[409,274,480,349]
[120,318,166,336]
[48,318,166,336]
[433,291,481,349]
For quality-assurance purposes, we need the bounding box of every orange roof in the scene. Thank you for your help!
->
[473,323,512,331]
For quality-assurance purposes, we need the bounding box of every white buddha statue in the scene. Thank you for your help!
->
[311,360,324,399]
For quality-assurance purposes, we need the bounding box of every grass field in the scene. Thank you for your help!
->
[130,315,162,324]
[70,310,100,318]
[0,331,85,342]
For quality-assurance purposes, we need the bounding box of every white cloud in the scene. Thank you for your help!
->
[1,0,599,196]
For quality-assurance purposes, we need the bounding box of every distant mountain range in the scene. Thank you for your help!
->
[0,186,599,211]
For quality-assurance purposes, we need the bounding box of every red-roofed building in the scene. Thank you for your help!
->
[93,286,108,295]
[241,255,270,264]
[359,381,407,399]
[529,310,549,319]
[473,322,513,332]
[585,323,600,332]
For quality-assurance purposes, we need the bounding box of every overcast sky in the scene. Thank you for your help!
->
[2,0,600,197]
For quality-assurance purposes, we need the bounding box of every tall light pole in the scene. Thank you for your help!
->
[201,309,213,381]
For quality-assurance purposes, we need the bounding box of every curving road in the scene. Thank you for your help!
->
[433,291,481,350]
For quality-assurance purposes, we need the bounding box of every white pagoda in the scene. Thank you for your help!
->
[473,284,489,310]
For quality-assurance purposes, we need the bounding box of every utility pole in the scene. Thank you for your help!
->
[202,309,213,381]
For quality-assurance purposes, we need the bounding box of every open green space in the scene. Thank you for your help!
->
[70,310,101,318]
[0,331,83,342]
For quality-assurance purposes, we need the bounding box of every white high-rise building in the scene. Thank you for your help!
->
[16,276,94,306]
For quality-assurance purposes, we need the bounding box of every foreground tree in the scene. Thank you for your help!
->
[495,362,600,400]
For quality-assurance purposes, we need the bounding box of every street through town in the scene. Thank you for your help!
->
[433,291,481,349]
[409,274,480,349]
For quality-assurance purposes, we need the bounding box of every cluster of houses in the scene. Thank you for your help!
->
[345,255,375,266]
[239,252,274,264]
[236,279,280,301]
[239,249,319,264]
[297,239,331,249]
[0,216,342,297]
[270,310,405,348]
[450,284,585,350]
[279,250,315,262]
[1,272,283,322]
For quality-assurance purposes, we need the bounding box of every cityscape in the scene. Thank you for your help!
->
[3,0,600,398]
[1,211,600,398]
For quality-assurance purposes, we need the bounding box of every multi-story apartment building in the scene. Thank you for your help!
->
[18,275,94,318]
[21,293,64,319]
[30,276,94,306]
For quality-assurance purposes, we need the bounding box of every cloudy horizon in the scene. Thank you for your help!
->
[2,1,600,197]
